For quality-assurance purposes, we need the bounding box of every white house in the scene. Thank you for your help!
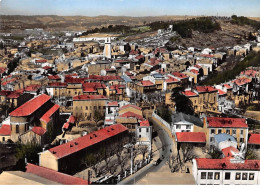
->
[135,120,152,151]
[192,158,260,185]
[104,101,119,126]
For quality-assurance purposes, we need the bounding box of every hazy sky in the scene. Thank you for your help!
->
[0,0,260,17]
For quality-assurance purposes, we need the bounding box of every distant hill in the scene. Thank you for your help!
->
[0,15,199,32]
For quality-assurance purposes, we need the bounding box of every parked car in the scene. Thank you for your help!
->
[153,158,162,166]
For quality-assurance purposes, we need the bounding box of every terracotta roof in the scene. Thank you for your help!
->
[182,90,198,97]
[42,66,52,70]
[62,115,75,129]
[119,111,144,121]
[140,120,150,127]
[240,70,257,77]
[172,72,188,79]
[190,69,199,75]
[166,77,179,83]
[48,75,61,80]
[26,163,90,185]
[176,132,206,143]
[196,86,217,93]
[217,89,226,95]
[224,84,232,89]
[31,127,46,136]
[10,94,51,117]
[48,82,67,87]
[195,158,260,170]
[7,91,23,99]
[232,77,252,86]
[0,67,6,74]
[207,117,248,128]
[135,55,144,60]
[107,101,118,106]
[40,104,60,123]
[83,82,106,93]
[119,104,142,111]
[140,80,155,86]
[73,95,108,101]
[48,124,128,159]
[222,146,239,158]
[24,84,41,92]
[35,59,47,63]
[0,124,11,136]
[0,90,12,96]
[248,134,260,145]
[194,64,202,69]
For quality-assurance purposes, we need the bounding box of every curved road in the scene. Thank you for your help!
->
[120,117,173,185]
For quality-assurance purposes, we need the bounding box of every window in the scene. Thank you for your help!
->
[139,135,141,138]
[99,106,101,110]
[249,173,254,180]
[16,125,19,133]
[86,106,88,110]
[146,128,149,132]
[226,129,230,134]
[214,172,220,180]
[201,172,206,179]
[139,128,141,132]
[235,173,241,180]
[176,125,181,129]
[208,172,213,179]
[232,130,236,135]
[225,172,230,180]
[90,106,92,110]
[210,137,214,142]
[186,125,191,129]
[240,130,244,134]
[240,138,244,143]
[218,129,222,134]
[94,106,97,110]
[75,92,77,94]
[242,173,247,180]
[211,129,215,134]
[103,106,106,109]
[2,137,5,142]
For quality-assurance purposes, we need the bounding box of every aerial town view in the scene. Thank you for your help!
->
[0,0,260,186]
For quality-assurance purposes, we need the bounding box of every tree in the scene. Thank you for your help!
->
[15,143,42,166]
[171,87,195,115]
[207,146,223,159]
[138,145,149,161]
[166,154,181,173]
[181,143,197,163]
[156,104,172,123]
[245,148,257,160]
[93,110,104,126]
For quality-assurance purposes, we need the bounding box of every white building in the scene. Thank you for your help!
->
[193,158,260,185]
[104,101,119,126]
[135,120,152,151]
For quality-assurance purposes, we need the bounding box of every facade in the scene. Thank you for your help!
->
[135,120,152,151]
[39,124,129,174]
[193,158,260,185]
[9,94,59,142]
[204,117,249,148]
[72,95,108,120]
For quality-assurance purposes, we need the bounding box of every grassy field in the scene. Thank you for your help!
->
[131,26,151,32]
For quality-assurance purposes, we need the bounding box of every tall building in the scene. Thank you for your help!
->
[103,37,111,59]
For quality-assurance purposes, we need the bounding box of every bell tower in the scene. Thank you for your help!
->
[103,37,111,58]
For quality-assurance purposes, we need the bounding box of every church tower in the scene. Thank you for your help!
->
[103,37,111,58]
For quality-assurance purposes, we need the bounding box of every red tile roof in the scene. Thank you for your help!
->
[182,90,198,97]
[7,91,23,99]
[0,67,6,74]
[42,66,52,70]
[48,124,128,159]
[119,111,144,121]
[10,94,51,117]
[207,117,248,128]
[232,77,252,86]
[248,134,260,145]
[48,75,61,80]
[140,120,150,127]
[0,90,12,96]
[240,70,257,77]
[40,104,60,123]
[119,104,142,111]
[195,158,260,170]
[73,95,108,101]
[63,115,75,129]
[0,124,11,136]
[31,127,46,136]
[196,86,217,93]
[24,84,41,92]
[140,80,155,86]
[217,89,226,95]
[194,64,202,69]
[26,163,90,185]
[190,69,199,75]
[224,84,232,89]
[107,101,118,106]
[222,146,239,158]
[83,82,106,93]
[48,82,67,87]
[166,76,179,83]
[172,72,188,79]
[135,55,144,60]
[176,132,206,143]
[35,59,47,63]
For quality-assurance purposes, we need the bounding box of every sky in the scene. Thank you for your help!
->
[0,0,260,17]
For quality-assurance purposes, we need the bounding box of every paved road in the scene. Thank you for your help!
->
[120,117,173,185]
